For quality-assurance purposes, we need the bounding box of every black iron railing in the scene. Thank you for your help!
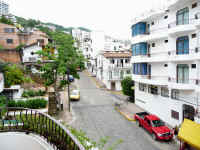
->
[0,107,85,150]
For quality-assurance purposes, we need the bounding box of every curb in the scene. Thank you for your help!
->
[114,107,135,122]
[84,71,102,89]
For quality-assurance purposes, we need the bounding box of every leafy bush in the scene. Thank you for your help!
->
[0,95,7,105]
[8,100,16,107]
[16,100,26,107]
[22,90,46,98]
[121,76,134,97]
[7,99,47,109]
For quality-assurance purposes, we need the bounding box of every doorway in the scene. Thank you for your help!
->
[111,82,116,91]
[183,104,195,121]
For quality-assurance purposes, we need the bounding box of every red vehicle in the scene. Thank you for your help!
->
[134,112,174,141]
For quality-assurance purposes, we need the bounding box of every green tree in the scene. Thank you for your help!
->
[121,76,134,97]
[3,64,31,87]
[0,16,14,25]
[37,30,85,90]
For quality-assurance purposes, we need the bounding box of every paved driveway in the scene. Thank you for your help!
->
[71,72,178,150]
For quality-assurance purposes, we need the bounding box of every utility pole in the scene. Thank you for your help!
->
[67,69,70,112]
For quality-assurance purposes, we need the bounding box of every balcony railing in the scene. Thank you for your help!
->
[168,48,200,56]
[168,77,199,86]
[0,107,85,150]
[108,64,131,70]
[168,17,200,28]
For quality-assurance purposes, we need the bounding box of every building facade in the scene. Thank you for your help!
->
[131,0,200,127]
[96,51,132,91]
[0,23,48,49]
[0,0,9,16]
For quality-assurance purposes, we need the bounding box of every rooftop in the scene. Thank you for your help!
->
[103,51,132,58]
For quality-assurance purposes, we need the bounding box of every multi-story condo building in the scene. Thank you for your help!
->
[72,28,92,68]
[96,51,132,91]
[131,0,200,127]
[0,0,9,16]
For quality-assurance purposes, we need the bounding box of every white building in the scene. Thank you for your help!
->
[0,72,4,93]
[131,0,200,127]
[22,42,43,64]
[96,51,132,91]
[72,28,92,67]
[89,31,131,76]
[0,0,9,16]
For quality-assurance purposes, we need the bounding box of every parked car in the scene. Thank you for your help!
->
[68,75,74,82]
[134,112,174,141]
[70,90,80,101]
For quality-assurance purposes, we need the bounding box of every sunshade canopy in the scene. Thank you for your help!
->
[178,119,200,150]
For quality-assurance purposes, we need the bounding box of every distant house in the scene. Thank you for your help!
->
[0,23,48,50]
[96,50,132,91]
[22,42,57,73]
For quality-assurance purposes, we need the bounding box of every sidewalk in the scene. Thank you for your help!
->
[84,70,106,89]
[115,99,145,121]
[55,89,73,123]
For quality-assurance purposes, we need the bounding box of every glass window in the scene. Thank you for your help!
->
[4,28,15,33]
[152,120,165,127]
[6,39,13,44]
[132,43,147,56]
[176,7,189,25]
[176,36,189,54]
[131,22,147,37]
[126,70,131,74]
[161,87,169,97]
[133,63,148,75]
[148,85,158,95]
[177,64,189,83]
[171,89,179,100]
[139,83,146,92]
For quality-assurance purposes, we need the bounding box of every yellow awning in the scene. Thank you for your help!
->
[178,119,200,150]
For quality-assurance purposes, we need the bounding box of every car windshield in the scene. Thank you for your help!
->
[152,120,165,127]
[71,90,79,95]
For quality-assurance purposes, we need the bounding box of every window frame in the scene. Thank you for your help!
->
[139,83,147,92]
[176,36,189,55]
[161,87,169,97]
[177,64,189,84]
[176,7,189,25]
[171,89,179,100]
[6,39,13,44]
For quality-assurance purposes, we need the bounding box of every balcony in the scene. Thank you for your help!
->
[132,75,168,86]
[168,48,200,62]
[168,77,196,90]
[168,18,199,36]
[108,64,132,70]
[0,107,85,150]
[131,51,169,63]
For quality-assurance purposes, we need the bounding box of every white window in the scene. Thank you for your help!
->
[171,89,179,100]
[161,87,169,97]
[139,83,146,92]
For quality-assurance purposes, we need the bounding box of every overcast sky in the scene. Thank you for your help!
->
[9,0,170,39]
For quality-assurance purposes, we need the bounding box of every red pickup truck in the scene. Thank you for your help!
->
[134,112,174,141]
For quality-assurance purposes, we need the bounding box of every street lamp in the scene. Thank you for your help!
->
[66,69,71,112]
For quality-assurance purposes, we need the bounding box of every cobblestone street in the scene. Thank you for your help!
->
[70,72,179,150]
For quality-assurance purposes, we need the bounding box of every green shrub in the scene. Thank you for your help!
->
[8,100,16,107]
[22,90,46,98]
[121,77,134,97]
[7,99,47,109]
[0,95,7,104]
[16,100,26,108]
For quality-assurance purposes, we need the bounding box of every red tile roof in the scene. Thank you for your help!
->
[103,51,132,58]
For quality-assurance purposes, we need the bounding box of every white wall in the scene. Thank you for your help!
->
[22,44,42,63]
[0,73,4,93]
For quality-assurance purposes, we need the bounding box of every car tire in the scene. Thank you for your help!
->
[152,134,157,141]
